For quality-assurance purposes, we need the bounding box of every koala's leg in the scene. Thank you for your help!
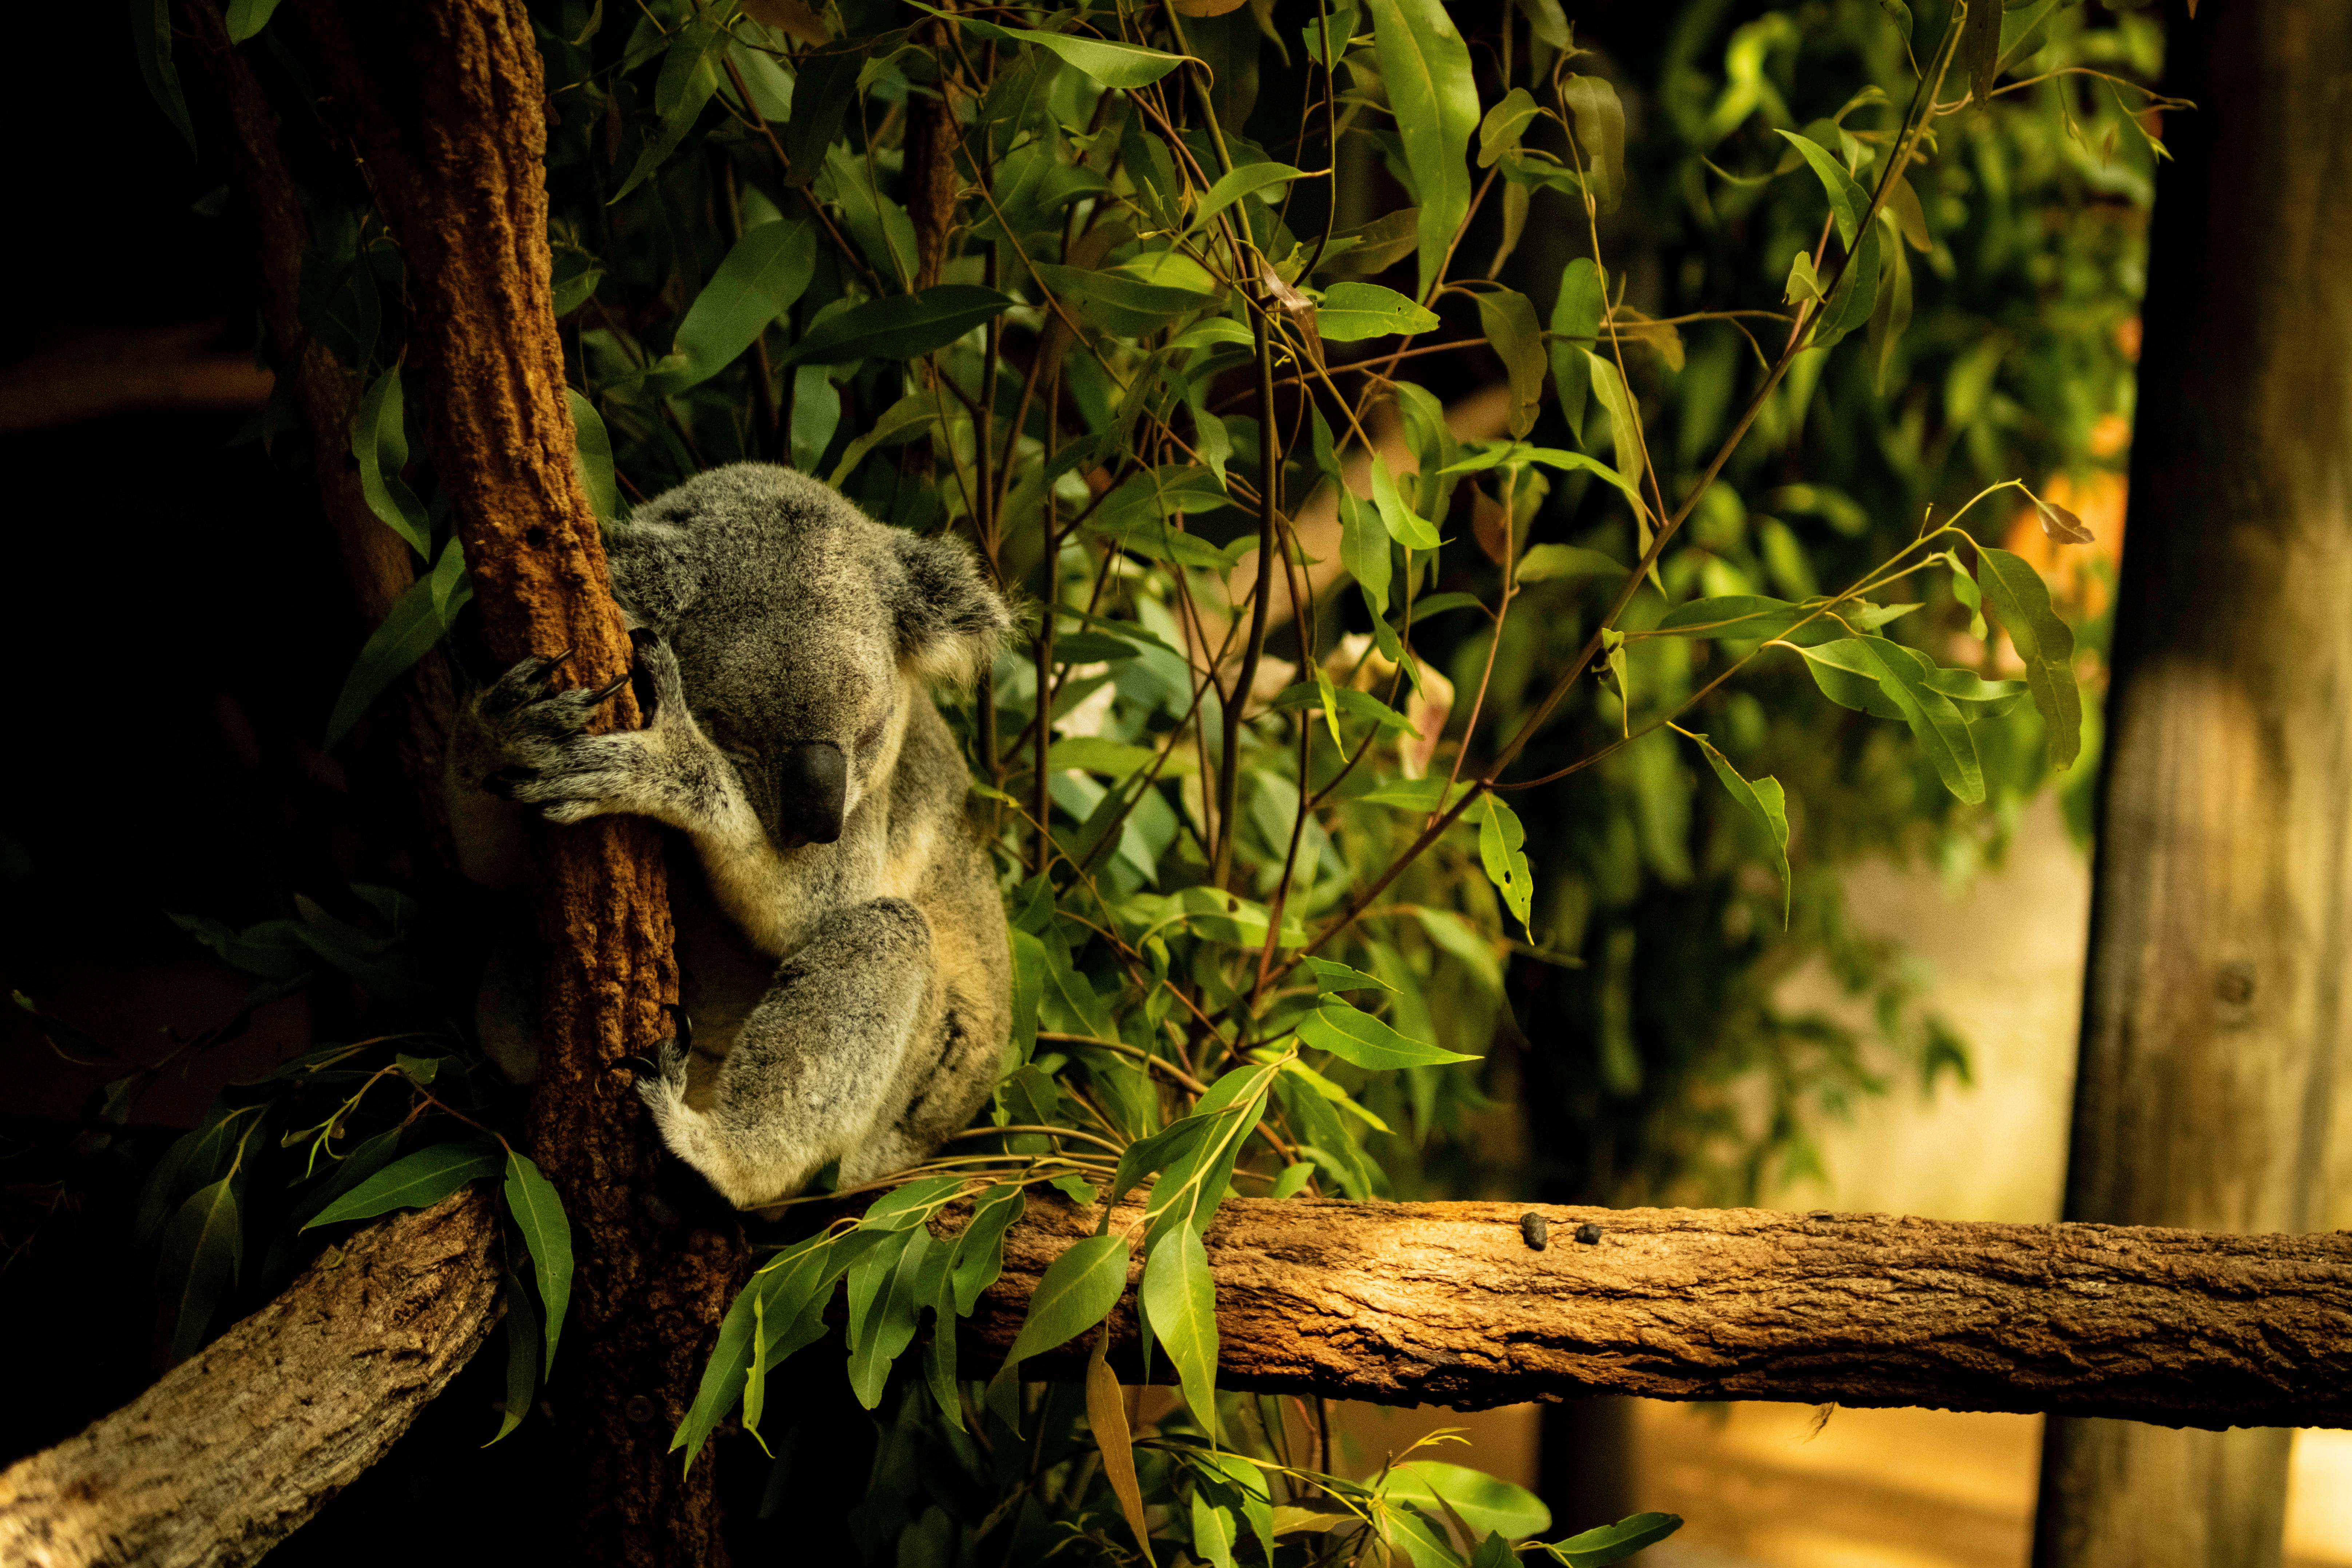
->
[638,898,961,1207]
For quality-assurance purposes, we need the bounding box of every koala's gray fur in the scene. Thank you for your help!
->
[448,463,1014,1208]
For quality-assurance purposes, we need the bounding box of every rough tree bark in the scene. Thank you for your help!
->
[2032,5,2352,1567]
[291,2,747,1560]
[0,1193,500,1568]
[972,1199,2352,1427]
[9,1193,2349,1567]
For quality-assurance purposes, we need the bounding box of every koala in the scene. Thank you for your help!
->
[449,463,1015,1208]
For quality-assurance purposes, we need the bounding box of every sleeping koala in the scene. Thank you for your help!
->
[450,463,1014,1208]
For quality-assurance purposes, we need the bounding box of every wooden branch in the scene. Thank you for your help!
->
[294,4,745,1561]
[965,1198,2352,1430]
[0,1194,499,1568]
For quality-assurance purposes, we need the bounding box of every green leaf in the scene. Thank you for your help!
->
[910,4,1187,87]
[1797,636,1986,803]
[1686,731,1791,926]
[951,1186,1027,1315]
[1316,282,1442,342]
[1036,260,1218,337]
[1274,1072,1376,1198]
[654,221,816,393]
[131,0,195,156]
[1302,957,1395,995]
[156,1175,241,1366]
[1775,130,1865,246]
[672,1233,846,1465]
[1471,289,1545,440]
[1478,87,1543,169]
[780,285,1014,365]
[860,1174,967,1231]
[223,0,283,41]
[1338,486,1392,615]
[1272,1162,1315,1198]
[1974,546,2082,769]
[988,1234,1132,1392]
[1365,0,1479,300]
[1370,455,1442,550]
[1813,218,1883,351]
[352,369,431,557]
[1193,1493,1238,1568]
[1190,161,1305,233]
[1297,1002,1477,1069]
[1477,795,1534,935]
[1141,1226,1219,1441]
[304,1140,501,1230]
[1388,1461,1550,1539]
[848,1227,930,1408]
[613,19,723,202]
[825,390,936,486]
[1515,543,1628,585]
[1549,258,1603,433]
[1560,75,1626,214]
[568,389,618,525]
[324,535,468,750]
[487,1266,538,1446]
[504,1151,573,1378]
[1108,1116,1215,1210]
[1580,352,1647,513]
[1550,1512,1685,1567]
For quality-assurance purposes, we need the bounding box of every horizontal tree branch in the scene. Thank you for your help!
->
[964,1198,2352,1431]
[9,1193,2347,1564]
[0,1192,500,1568]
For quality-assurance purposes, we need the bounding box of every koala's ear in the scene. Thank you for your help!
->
[892,530,1014,684]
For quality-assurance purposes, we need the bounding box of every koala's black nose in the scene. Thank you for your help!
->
[767,741,847,844]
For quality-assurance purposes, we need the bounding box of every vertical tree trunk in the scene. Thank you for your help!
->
[297,3,746,1560]
[2032,6,2352,1566]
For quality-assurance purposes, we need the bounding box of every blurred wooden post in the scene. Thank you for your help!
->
[2032,5,2352,1565]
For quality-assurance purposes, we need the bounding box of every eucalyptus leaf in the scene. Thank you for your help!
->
[303,1140,501,1230]
[1365,0,1479,299]
[780,286,1014,364]
[1975,546,2082,768]
[503,1151,573,1377]
[1297,1003,1477,1069]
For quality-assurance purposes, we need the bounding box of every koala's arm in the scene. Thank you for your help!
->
[449,639,765,863]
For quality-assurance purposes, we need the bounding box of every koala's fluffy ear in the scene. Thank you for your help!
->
[892,531,1014,683]
[604,518,702,636]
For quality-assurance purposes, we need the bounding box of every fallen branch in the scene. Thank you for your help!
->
[967,1198,2352,1430]
[0,1193,499,1568]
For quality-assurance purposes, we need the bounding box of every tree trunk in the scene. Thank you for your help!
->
[0,1193,499,1568]
[183,0,456,852]
[2032,5,2352,1566]
[293,3,746,1560]
[969,1199,2352,1426]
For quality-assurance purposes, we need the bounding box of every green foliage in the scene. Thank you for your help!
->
[117,0,2169,1554]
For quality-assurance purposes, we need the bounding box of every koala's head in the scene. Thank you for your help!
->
[606,464,1011,847]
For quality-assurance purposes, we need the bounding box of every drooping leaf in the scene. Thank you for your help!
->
[567,389,618,524]
[352,368,431,557]
[504,1151,573,1377]
[1471,288,1544,439]
[1297,1002,1478,1069]
[1560,75,1626,213]
[1797,636,1986,803]
[1975,545,2082,768]
[1364,0,1479,300]
[780,285,1015,364]
[1302,957,1395,995]
[654,220,816,393]
[1141,1225,1219,1441]
[156,1175,241,1366]
[1686,730,1792,926]
[1087,1331,1157,1562]
[951,1186,1027,1314]
[1476,794,1534,934]
[1190,161,1305,232]
[304,1140,501,1230]
[1369,454,1442,550]
[988,1233,1133,1392]
[1549,258,1604,434]
[133,0,196,155]
[614,19,724,202]
[324,536,469,750]
[487,1266,538,1446]
[1515,543,1628,585]
[781,47,861,188]
[1478,87,1543,169]
[847,1226,930,1407]
[1193,1493,1239,1568]
[825,391,936,486]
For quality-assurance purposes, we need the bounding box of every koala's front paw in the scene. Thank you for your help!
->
[461,648,654,826]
